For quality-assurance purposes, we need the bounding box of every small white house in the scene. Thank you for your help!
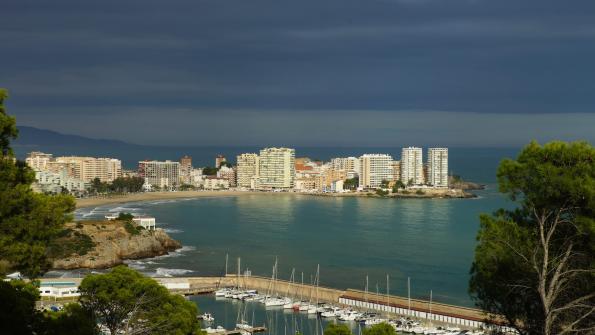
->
[132,216,156,230]
[39,282,80,298]
[105,214,156,230]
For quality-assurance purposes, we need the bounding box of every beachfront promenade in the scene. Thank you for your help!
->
[41,274,504,331]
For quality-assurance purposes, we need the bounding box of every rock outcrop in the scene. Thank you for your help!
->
[51,220,181,270]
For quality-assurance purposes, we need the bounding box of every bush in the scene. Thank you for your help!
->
[415,189,425,195]
[124,221,142,236]
[375,189,389,197]
[48,229,95,258]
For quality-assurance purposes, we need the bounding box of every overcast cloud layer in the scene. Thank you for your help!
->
[2,0,595,146]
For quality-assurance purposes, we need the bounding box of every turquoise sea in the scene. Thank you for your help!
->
[70,147,519,309]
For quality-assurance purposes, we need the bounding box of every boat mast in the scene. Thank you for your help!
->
[315,264,320,306]
[301,271,304,301]
[237,257,241,289]
[429,290,433,325]
[225,253,228,276]
[386,274,390,312]
[407,277,411,316]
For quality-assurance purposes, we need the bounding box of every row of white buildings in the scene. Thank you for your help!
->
[342,147,448,189]
[26,152,122,193]
[137,147,448,191]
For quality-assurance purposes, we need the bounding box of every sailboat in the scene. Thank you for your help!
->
[283,268,296,309]
[307,264,320,314]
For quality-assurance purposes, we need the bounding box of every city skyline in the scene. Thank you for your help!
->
[3,0,595,147]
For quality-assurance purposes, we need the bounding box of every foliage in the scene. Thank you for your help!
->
[0,89,76,278]
[0,280,97,335]
[109,176,145,193]
[375,189,389,197]
[0,280,40,334]
[47,229,95,258]
[202,166,218,176]
[392,180,405,193]
[38,303,97,335]
[323,323,352,335]
[117,212,134,221]
[79,266,200,335]
[124,221,143,235]
[469,141,595,335]
[89,176,144,194]
[363,322,396,335]
[179,183,196,191]
[344,177,359,190]
[380,179,390,188]
[415,189,424,195]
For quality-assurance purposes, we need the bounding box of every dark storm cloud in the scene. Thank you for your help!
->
[1,0,595,145]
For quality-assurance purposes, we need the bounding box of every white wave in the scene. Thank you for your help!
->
[163,228,183,233]
[108,206,141,213]
[154,268,193,277]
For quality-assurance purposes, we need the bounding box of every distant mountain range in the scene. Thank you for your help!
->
[15,126,133,147]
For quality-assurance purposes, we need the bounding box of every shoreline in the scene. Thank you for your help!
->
[76,189,476,209]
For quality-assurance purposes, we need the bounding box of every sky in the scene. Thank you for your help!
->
[2,0,595,147]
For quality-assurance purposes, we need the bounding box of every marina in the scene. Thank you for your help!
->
[39,275,517,334]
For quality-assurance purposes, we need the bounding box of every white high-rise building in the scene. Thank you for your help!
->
[26,152,54,171]
[428,148,448,188]
[258,147,295,189]
[359,154,393,188]
[401,147,424,185]
[138,160,180,189]
[48,156,122,183]
[236,153,259,188]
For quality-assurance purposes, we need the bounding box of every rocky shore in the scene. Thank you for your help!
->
[50,220,181,270]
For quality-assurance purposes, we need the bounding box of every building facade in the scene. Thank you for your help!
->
[236,153,259,188]
[428,148,449,188]
[25,152,53,171]
[359,154,393,189]
[401,147,424,185]
[217,166,237,187]
[179,155,193,185]
[392,160,402,182]
[138,160,180,189]
[54,156,122,182]
[215,155,227,168]
[258,147,295,189]
[330,157,360,178]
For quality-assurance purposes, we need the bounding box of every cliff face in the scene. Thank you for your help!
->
[51,220,181,270]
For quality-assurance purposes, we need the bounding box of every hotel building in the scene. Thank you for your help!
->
[428,148,449,188]
[236,153,259,188]
[138,160,180,189]
[401,147,424,185]
[258,147,295,189]
[359,154,393,189]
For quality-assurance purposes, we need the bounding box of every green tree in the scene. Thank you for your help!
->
[202,166,218,176]
[0,89,75,278]
[37,303,97,335]
[0,280,40,334]
[380,179,390,188]
[323,323,352,335]
[344,177,359,190]
[392,180,405,193]
[470,141,595,335]
[362,322,396,335]
[79,266,200,335]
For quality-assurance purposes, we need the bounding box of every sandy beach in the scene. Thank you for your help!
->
[76,188,472,209]
[75,190,255,208]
